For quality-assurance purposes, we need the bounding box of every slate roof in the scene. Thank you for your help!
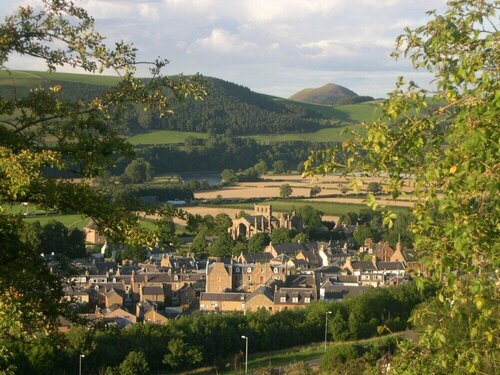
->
[402,249,418,262]
[168,256,197,270]
[285,274,315,288]
[96,283,126,293]
[317,264,343,274]
[274,287,316,304]
[119,265,142,275]
[351,261,377,271]
[271,253,290,263]
[298,249,321,264]
[324,285,371,300]
[247,286,275,302]
[63,286,89,296]
[134,273,171,283]
[95,262,118,274]
[241,252,273,264]
[272,242,308,255]
[377,261,405,271]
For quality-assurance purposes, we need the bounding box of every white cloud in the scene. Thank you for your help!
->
[241,0,342,23]
[298,40,357,58]
[0,0,449,97]
[194,28,257,53]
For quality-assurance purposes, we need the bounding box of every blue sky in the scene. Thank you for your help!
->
[2,0,448,98]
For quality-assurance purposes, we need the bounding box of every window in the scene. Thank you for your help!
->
[280,296,286,303]
[273,268,278,274]
[304,297,311,303]
[247,267,252,273]
[292,297,299,303]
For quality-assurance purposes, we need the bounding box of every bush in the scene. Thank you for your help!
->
[322,343,361,369]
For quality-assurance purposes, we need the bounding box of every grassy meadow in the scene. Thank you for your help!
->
[0,70,121,87]
[204,199,409,217]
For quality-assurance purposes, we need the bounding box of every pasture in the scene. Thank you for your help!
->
[128,130,208,145]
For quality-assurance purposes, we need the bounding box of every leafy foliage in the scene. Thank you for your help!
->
[3,282,430,374]
[118,351,150,375]
[162,337,203,371]
[279,183,293,198]
[0,0,204,348]
[122,158,153,184]
[247,232,271,253]
[305,1,499,373]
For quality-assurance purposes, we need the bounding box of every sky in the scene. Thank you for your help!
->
[2,0,448,98]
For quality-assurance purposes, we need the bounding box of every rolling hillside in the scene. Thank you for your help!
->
[0,70,381,143]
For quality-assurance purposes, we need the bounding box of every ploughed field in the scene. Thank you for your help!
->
[195,174,416,208]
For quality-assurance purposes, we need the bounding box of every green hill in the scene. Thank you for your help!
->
[289,83,359,105]
[0,70,381,140]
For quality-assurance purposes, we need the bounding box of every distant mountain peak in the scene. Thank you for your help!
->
[289,83,358,105]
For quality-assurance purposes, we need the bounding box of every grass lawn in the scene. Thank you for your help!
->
[2,204,166,230]
[128,130,208,145]
[204,199,408,217]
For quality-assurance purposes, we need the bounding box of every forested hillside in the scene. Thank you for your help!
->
[0,71,383,139]
[0,71,331,135]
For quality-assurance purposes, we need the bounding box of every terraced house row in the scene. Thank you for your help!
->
[57,238,420,329]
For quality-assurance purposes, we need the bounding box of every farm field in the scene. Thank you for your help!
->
[195,173,416,205]
[246,125,358,143]
[271,96,383,122]
[126,126,356,145]
[0,69,120,86]
[128,130,208,145]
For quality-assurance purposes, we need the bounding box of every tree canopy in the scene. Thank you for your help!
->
[0,0,204,351]
[305,1,499,373]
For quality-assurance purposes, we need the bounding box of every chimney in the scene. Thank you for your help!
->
[371,256,378,269]
[345,257,353,272]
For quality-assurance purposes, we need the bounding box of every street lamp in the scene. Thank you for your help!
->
[324,311,332,352]
[241,335,248,374]
[79,354,85,375]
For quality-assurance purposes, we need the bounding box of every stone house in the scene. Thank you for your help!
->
[244,286,275,313]
[84,220,105,244]
[206,262,234,292]
[200,292,246,312]
[273,286,316,312]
